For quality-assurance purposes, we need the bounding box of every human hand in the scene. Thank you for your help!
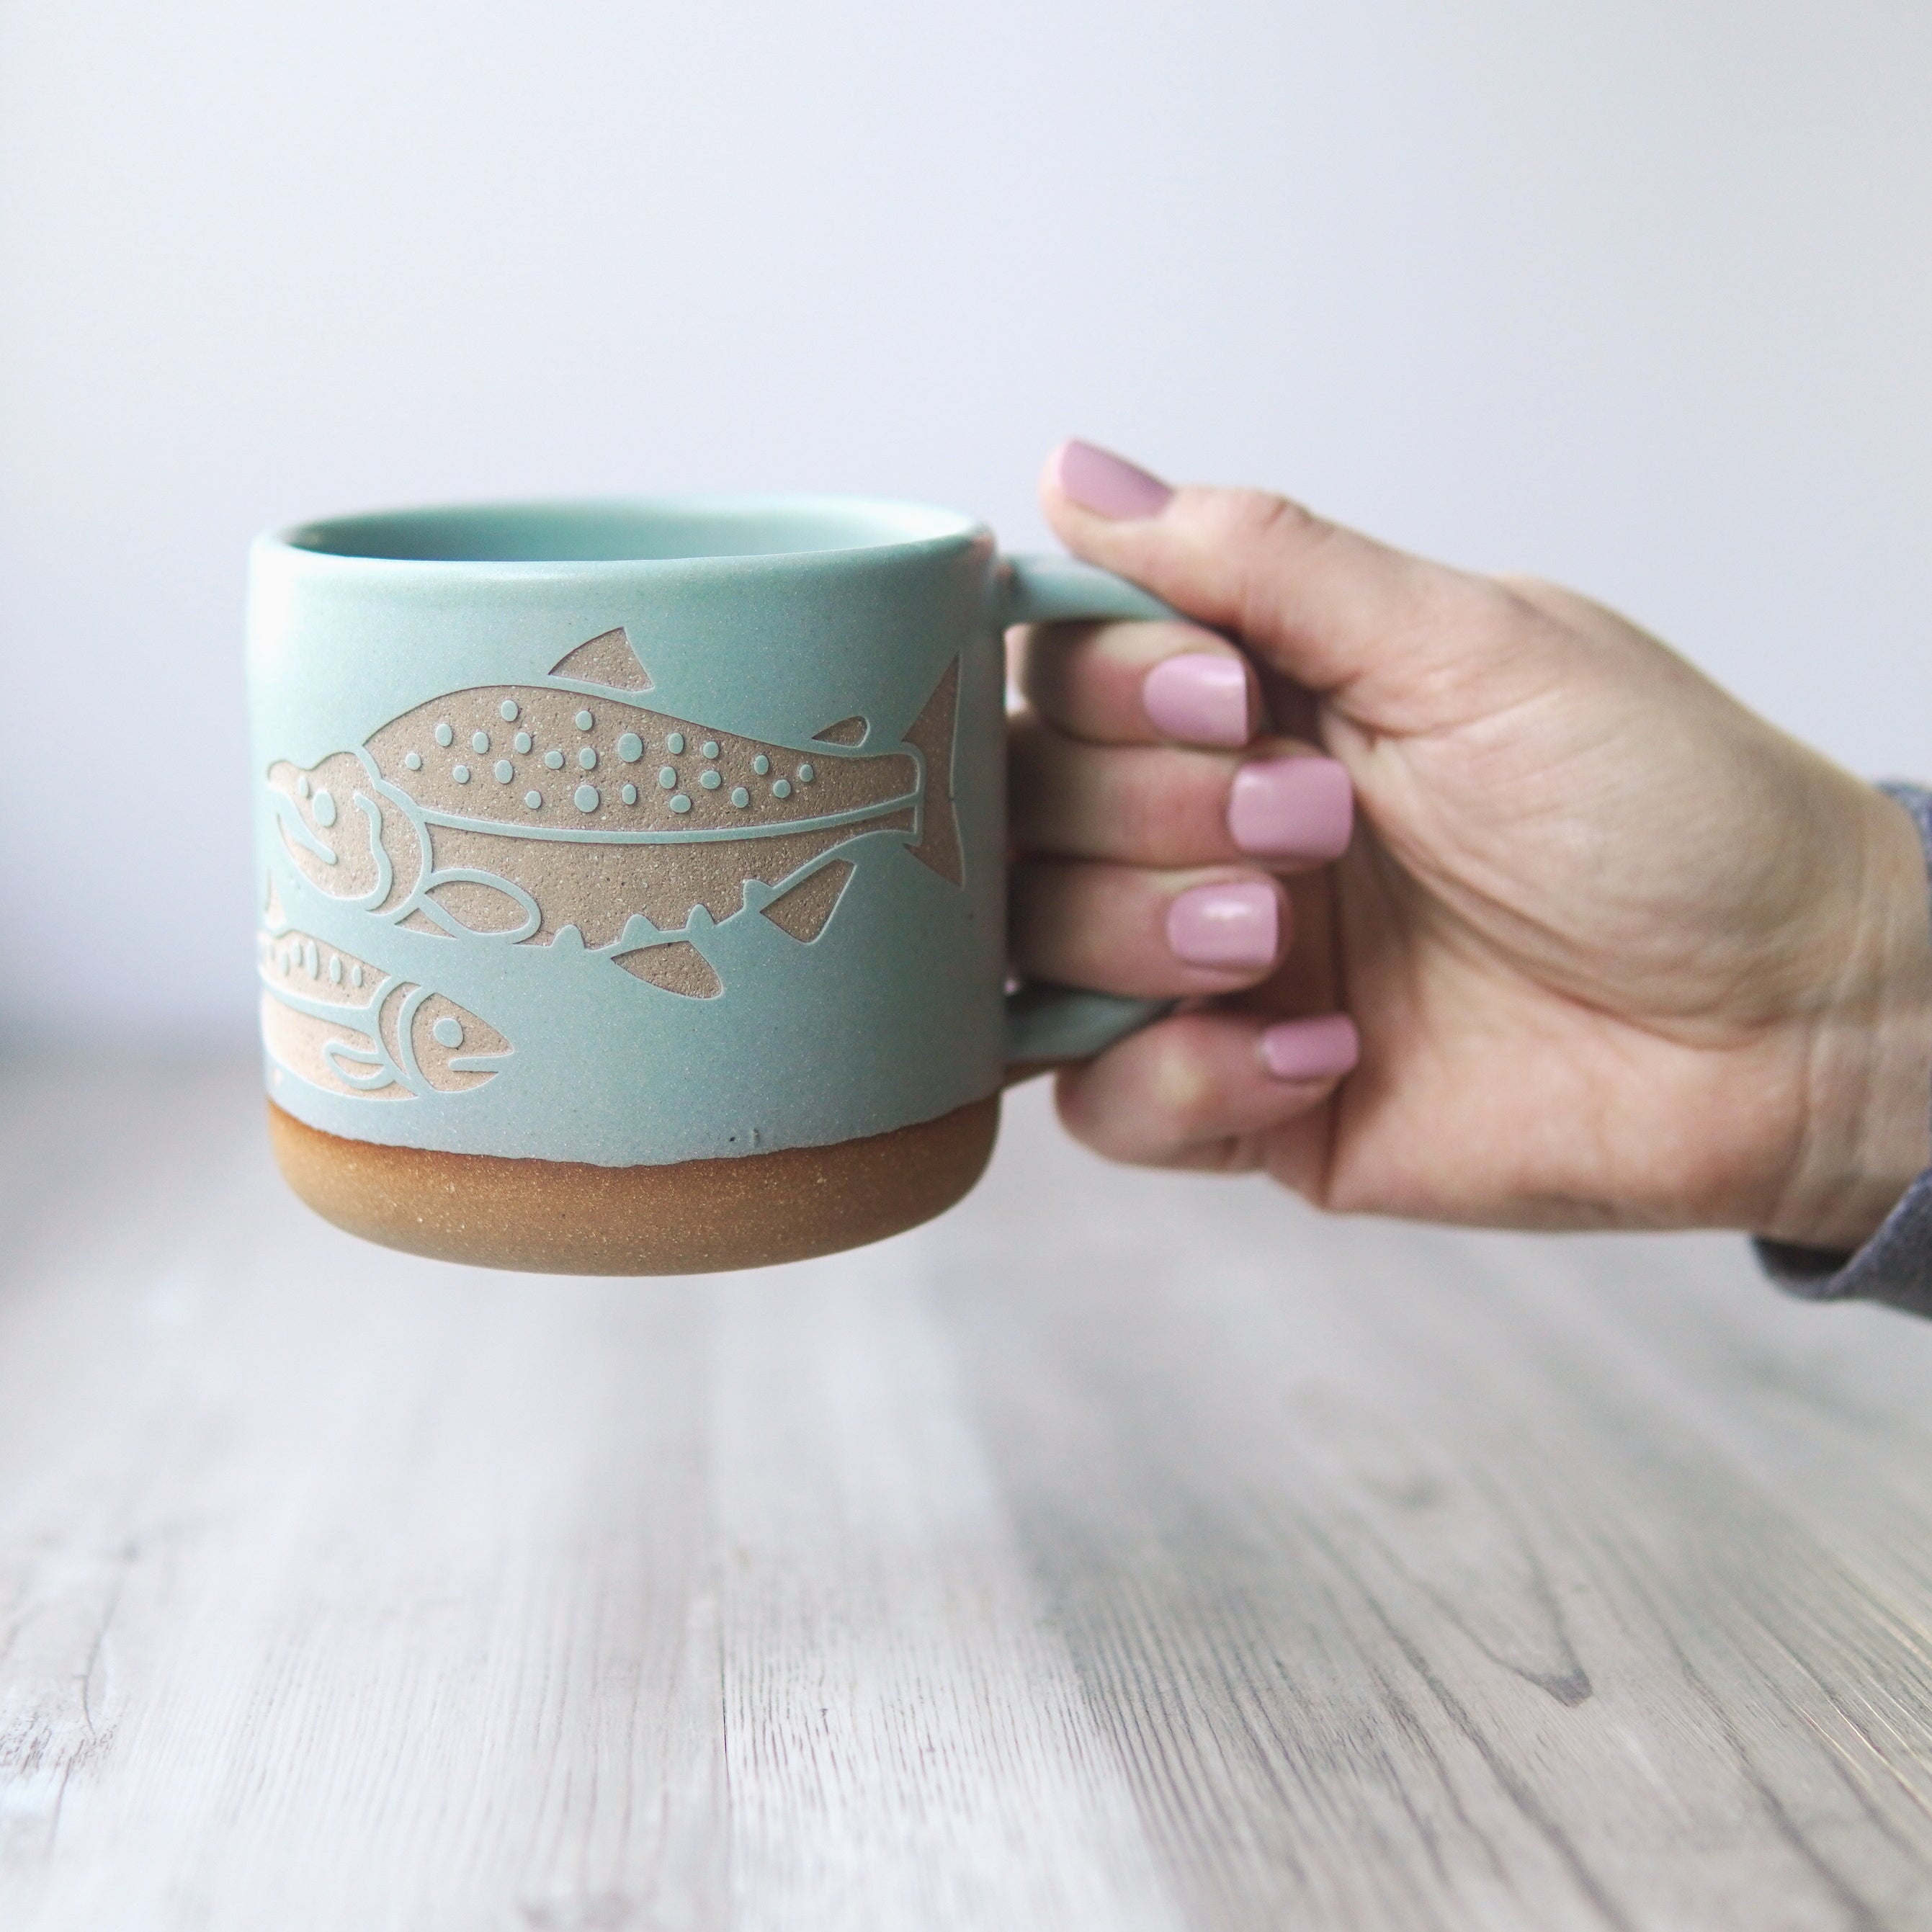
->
[1010,442,1932,1248]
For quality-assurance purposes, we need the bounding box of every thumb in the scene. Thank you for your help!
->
[1040,440,1514,724]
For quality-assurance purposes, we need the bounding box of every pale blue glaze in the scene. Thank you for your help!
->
[249,496,1170,1167]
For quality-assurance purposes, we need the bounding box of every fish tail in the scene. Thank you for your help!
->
[905,657,963,886]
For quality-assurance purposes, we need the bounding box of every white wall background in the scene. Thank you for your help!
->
[2,0,1928,1041]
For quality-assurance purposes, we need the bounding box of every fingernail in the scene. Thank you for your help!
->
[1166,880,1280,972]
[1259,1014,1359,1082]
[1053,439,1175,519]
[1143,654,1251,746]
[1228,756,1353,861]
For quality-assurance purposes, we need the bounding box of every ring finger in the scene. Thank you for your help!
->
[1013,859,1292,998]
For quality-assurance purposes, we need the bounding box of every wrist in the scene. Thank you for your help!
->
[1760,784,1932,1252]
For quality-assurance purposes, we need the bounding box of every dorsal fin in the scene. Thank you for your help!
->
[550,628,652,692]
[813,715,869,746]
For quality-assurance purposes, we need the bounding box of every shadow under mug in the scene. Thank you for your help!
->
[249,495,1172,1273]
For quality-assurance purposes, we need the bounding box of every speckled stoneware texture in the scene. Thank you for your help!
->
[267,1094,1000,1274]
[249,497,1168,1271]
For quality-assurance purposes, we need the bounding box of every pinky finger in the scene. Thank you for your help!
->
[1052,1009,1359,1171]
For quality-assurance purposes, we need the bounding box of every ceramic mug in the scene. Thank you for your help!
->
[249,495,1173,1273]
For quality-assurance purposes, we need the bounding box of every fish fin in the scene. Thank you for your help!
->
[261,993,407,1101]
[813,715,869,746]
[904,657,963,886]
[397,908,447,936]
[550,627,653,692]
[612,941,723,999]
[759,859,854,943]
[427,877,532,935]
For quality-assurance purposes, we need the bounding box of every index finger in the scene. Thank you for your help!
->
[1010,618,1264,748]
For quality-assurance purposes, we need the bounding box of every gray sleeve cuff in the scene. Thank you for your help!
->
[1755,782,1932,1316]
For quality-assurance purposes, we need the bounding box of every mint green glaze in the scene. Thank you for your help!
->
[249,496,1171,1167]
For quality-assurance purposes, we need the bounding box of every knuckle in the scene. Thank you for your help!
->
[1219,487,1320,549]
[1142,1027,1227,1139]
[1054,1023,1220,1166]
[1110,759,1169,857]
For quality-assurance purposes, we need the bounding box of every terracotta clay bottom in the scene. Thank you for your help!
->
[266,1095,1000,1275]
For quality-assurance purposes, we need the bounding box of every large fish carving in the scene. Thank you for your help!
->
[264,628,963,998]
[258,880,511,1101]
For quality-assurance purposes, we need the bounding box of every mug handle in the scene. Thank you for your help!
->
[999,553,1181,1077]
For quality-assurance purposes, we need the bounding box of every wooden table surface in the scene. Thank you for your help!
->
[6,1052,1932,1930]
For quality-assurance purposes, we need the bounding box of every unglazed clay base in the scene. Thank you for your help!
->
[267,1094,999,1274]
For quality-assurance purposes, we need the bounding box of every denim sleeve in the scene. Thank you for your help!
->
[1754,782,1932,1318]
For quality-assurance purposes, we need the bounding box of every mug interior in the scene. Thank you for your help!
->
[282,497,978,565]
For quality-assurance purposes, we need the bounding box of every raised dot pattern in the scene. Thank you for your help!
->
[393,693,855,827]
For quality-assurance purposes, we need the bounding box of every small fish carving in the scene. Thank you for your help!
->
[258,880,511,1100]
[265,629,962,997]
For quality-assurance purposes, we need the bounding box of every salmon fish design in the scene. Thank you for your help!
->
[263,628,963,1000]
[258,880,511,1101]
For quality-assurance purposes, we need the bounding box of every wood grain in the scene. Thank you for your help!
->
[5,1051,1932,1928]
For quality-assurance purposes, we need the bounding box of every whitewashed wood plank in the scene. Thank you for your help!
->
[1,1058,728,1932]
[932,1104,1932,1929]
[707,1250,1181,1932]
[6,1055,1932,1929]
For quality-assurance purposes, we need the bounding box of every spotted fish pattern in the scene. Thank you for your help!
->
[264,628,962,998]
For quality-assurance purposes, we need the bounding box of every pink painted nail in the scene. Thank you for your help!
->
[1166,881,1280,972]
[1227,757,1353,861]
[1052,439,1175,519]
[1143,654,1251,747]
[1259,1014,1359,1082]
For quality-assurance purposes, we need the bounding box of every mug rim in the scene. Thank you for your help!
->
[261,493,988,571]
